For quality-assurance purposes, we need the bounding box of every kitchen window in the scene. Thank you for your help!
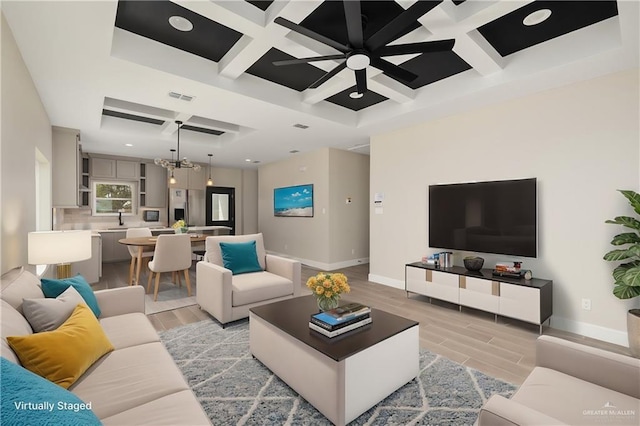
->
[92,181,136,215]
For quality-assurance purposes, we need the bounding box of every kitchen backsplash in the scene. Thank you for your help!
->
[54,208,169,230]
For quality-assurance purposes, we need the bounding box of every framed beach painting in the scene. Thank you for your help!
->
[274,184,314,217]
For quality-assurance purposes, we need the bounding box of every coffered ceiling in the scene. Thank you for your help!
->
[2,1,638,168]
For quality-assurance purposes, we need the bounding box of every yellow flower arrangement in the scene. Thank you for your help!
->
[171,219,187,233]
[306,272,350,311]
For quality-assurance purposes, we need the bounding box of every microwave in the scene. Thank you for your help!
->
[143,210,160,222]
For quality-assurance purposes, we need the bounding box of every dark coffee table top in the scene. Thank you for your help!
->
[250,295,419,362]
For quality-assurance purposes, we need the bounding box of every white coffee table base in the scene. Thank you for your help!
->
[249,312,419,426]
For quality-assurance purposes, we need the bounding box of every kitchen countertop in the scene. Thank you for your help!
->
[96,226,232,233]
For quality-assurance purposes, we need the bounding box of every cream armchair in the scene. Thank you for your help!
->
[196,233,301,326]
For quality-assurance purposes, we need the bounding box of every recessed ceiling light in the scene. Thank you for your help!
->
[523,9,552,26]
[124,143,133,147]
[169,16,193,32]
[349,91,364,99]
[245,159,251,162]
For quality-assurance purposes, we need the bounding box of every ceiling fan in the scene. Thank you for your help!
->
[273,0,455,96]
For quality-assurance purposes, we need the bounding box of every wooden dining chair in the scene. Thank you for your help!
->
[126,227,153,285]
[147,234,193,301]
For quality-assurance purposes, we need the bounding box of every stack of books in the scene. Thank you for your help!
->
[309,302,371,338]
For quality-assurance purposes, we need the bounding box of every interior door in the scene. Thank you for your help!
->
[206,186,235,235]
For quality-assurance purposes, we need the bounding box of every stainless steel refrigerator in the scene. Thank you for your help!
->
[168,188,205,227]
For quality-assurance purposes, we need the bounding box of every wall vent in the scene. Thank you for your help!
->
[168,92,195,102]
[293,124,309,129]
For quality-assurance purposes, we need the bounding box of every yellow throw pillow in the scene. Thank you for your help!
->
[7,303,114,389]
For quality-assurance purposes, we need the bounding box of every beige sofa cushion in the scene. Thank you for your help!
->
[1,300,33,364]
[232,271,293,306]
[205,233,266,270]
[70,342,189,420]
[1,267,44,314]
[101,389,210,426]
[513,367,640,425]
[99,313,160,350]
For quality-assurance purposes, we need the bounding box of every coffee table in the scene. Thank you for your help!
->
[249,296,419,425]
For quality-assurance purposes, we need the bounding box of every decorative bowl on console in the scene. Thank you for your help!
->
[463,256,484,271]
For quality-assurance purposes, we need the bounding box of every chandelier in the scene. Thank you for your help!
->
[154,120,201,173]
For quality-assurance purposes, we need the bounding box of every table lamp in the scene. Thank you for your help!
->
[28,230,92,278]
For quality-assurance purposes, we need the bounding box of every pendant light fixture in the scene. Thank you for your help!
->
[206,154,214,186]
[155,121,201,184]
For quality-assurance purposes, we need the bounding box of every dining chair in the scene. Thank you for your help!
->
[126,227,153,286]
[147,234,193,301]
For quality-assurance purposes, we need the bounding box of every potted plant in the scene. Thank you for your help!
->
[604,190,640,357]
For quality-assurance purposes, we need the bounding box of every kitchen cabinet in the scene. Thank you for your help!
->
[71,234,102,283]
[52,126,81,207]
[91,158,139,179]
[140,163,167,207]
[99,231,130,263]
[168,166,205,190]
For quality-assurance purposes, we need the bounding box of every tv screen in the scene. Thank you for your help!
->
[429,178,537,258]
[274,184,314,217]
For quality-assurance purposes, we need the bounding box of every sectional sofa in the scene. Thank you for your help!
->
[1,267,210,425]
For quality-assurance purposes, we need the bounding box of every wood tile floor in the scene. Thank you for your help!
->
[98,261,630,385]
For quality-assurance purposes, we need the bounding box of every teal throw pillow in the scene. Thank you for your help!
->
[219,240,263,275]
[1,357,101,425]
[41,274,101,318]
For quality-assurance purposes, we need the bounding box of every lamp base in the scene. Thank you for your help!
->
[56,263,72,279]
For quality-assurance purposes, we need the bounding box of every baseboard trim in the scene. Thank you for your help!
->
[550,316,629,348]
[368,273,405,290]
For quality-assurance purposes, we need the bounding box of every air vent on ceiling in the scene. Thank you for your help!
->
[289,150,300,154]
[102,109,164,125]
[181,124,224,136]
[168,91,195,102]
[293,124,309,129]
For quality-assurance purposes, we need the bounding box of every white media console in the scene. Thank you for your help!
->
[405,262,552,333]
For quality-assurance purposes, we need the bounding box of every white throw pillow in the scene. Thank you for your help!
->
[22,286,86,332]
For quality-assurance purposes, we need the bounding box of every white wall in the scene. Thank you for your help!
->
[370,69,640,346]
[258,147,369,269]
[1,13,52,274]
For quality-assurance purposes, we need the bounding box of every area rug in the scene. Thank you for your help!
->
[144,279,197,315]
[159,320,517,425]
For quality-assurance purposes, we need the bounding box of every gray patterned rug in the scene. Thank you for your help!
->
[159,319,517,425]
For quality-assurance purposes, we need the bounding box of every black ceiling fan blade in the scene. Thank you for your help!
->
[273,54,346,66]
[274,17,349,53]
[355,69,367,94]
[365,0,442,52]
[343,0,364,48]
[308,62,347,89]
[370,57,418,83]
[375,39,455,57]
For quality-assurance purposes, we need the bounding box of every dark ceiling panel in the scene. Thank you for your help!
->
[102,109,165,125]
[325,86,388,111]
[300,0,424,47]
[245,1,273,12]
[452,0,467,5]
[115,0,243,62]
[384,50,471,89]
[181,124,224,136]
[246,48,328,91]
[478,0,618,57]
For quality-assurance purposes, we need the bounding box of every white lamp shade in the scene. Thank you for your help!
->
[28,231,92,265]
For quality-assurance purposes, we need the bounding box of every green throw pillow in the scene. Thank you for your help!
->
[41,274,101,317]
[219,240,263,275]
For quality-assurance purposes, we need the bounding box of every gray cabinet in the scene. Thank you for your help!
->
[168,166,205,190]
[52,127,81,207]
[71,234,102,283]
[99,231,130,263]
[91,158,139,179]
[117,160,139,179]
[140,163,167,207]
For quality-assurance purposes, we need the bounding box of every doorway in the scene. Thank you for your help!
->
[206,186,235,235]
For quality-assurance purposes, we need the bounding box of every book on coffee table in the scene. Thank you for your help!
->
[309,316,372,338]
[311,303,371,327]
[310,312,371,332]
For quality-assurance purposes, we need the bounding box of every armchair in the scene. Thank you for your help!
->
[196,233,301,326]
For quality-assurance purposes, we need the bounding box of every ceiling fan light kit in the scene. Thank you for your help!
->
[273,0,454,95]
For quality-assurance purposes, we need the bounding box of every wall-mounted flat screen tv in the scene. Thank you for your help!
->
[274,184,314,217]
[429,178,537,258]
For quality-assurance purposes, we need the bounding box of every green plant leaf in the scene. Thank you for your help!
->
[610,232,640,246]
[613,282,640,299]
[605,216,640,230]
[604,249,632,261]
[613,262,640,281]
[620,190,640,216]
[621,266,640,287]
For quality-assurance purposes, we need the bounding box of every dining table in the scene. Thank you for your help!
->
[118,234,208,286]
